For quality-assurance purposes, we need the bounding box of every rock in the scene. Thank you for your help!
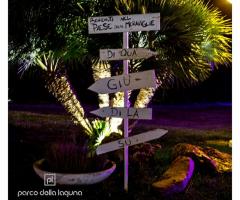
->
[204,146,232,173]
[152,156,194,195]
[172,143,216,171]
[172,143,231,173]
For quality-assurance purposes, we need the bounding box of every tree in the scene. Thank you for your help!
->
[9,0,231,148]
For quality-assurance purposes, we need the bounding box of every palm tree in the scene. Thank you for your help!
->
[9,0,116,148]
[9,0,231,145]
[91,0,232,133]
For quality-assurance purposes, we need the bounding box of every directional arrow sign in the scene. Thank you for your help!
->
[100,48,158,61]
[88,13,160,34]
[88,70,156,94]
[96,129,168,155]
[91,107,152,120]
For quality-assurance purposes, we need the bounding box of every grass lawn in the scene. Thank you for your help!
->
[9,109,232,200]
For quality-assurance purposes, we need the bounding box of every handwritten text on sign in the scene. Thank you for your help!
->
[88,70,156,94]
[90,107,152,119]
[96,129,168,155]
[100,48,158,61]
[88,13,160,34]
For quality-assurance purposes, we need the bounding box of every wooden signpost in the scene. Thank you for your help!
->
[88,13,160,34]
[96,129,167,155]
[88,70,156,94]
[90,107,152,120]
[88,13,164,192]
[100,48,158,61]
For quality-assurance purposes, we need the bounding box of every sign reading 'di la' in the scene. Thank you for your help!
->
[88,70,156,94]
[96,129,168,155]
[88,13,160,34]
[91,107,152,120]
[100,48,158,61]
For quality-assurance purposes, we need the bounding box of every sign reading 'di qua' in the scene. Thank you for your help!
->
[100,48,158,61]
[88,13,160,34]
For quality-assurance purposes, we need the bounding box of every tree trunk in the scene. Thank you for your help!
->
[129,70,172,132]
[44,73,92,135]
[92,61,111,108]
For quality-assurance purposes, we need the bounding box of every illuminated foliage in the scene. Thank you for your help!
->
[9,0,232,147]
[114,0,231,84]
[31,52,94,136]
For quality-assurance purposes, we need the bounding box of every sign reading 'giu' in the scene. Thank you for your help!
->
[88,70,156,94]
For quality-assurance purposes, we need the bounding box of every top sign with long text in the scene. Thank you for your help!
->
[88,13,160,34]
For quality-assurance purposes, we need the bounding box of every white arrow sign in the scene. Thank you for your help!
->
[96,129,167,155]
[100,48,158,61]
[91,107,152,120]
[88,70,156,94]
[88,13,160,34]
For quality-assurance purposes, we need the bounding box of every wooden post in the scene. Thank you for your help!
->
[123,31,129,192]
[88,13,161,192]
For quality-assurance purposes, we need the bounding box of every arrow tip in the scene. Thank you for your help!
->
[156,129,168,136]
[150,50,158,57]
[90,109,99,116]
[88,80,107,94]
[88,83,101,93]
[146,50,158,59]
[88,84,95,92]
